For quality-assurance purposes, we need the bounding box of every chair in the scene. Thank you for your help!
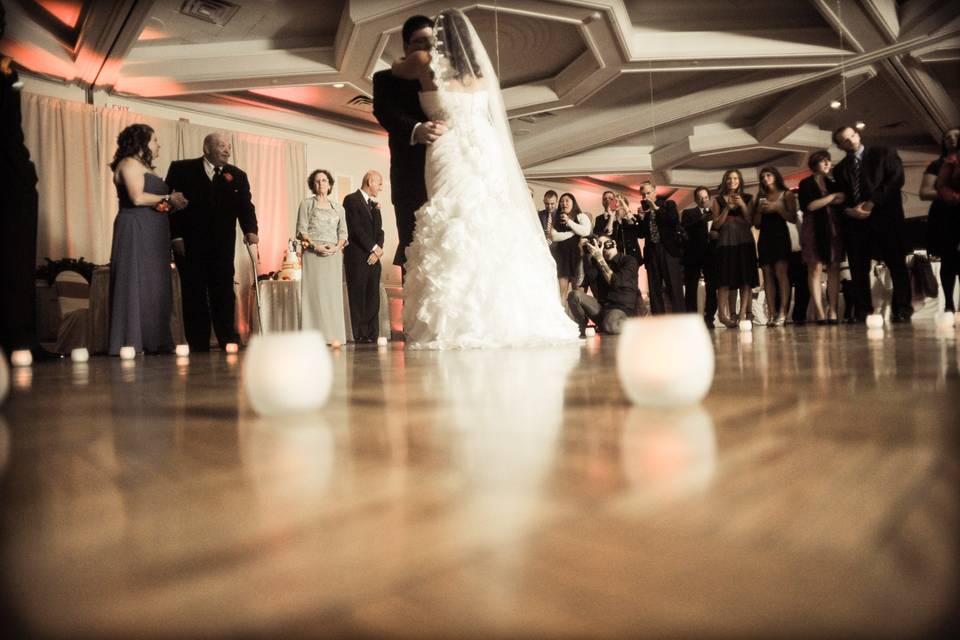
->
[53,270,91,353]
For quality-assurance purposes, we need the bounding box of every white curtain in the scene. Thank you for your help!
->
[21,93,104,262]
[22,92,308,341]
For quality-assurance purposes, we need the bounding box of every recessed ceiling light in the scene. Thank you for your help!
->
[855,121,866,129]
[332,83,345,88]
[829,100,842,109]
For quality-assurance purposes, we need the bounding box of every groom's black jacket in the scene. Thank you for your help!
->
[372,70,428,209]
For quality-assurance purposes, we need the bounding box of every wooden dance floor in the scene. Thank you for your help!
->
[1,324,957,637]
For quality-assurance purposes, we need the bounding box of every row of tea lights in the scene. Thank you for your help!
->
[9,335,393,368]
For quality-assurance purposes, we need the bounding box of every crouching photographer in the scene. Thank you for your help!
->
[567,234,639,337]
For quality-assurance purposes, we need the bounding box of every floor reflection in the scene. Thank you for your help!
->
[619,405,716,499]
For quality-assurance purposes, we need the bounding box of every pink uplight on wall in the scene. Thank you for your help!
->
[36,0,83,29]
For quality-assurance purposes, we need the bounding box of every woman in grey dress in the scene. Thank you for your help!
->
[297,169,348,345]
[108,124,188,355]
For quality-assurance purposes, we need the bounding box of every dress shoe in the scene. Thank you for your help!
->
[890,312,912,324]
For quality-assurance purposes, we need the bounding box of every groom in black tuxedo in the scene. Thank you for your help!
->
[372,14,445,269]
[343,170,385,343]
[166,132,258,350]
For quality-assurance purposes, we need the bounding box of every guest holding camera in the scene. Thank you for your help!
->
[567,234,639,337]
[712,169,759,328]
[752,166,798,326]
[108,124,188,355]
[638,180,684,314]
[297,169,347,346]
[550,192,592,302]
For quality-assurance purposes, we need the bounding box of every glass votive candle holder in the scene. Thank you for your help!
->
[119,346,136,360]
[242,331,331,416]
[616,316,715,407]
[738,319,752,332]
[866,314,884,329]
[175,344,190,357]
[225,343,240,354]
[71,347,89,363]
[11,350,33,367]
[377,336,389,347]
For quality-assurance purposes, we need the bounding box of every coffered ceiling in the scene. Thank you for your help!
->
[3,0,958,195]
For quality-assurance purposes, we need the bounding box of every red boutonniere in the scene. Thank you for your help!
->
[223,172,234,183]
[154,198,172,213]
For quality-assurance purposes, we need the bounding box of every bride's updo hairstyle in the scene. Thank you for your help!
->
[434,9,483,82]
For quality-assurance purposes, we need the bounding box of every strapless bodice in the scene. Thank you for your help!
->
[419,90,489,123]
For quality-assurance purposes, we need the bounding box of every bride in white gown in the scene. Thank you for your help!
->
[390,8,579,349]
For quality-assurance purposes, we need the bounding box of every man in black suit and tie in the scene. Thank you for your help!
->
[166,132,259,350]
[372,15,444,270]
[681,186,718,327]
[343,170,385,343]
[831,125,911,322]
[638,181,685,314]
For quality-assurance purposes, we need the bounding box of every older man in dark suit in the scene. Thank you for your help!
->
[166,132,258,350]
[638,181,685,314]
[831,124,910,322]
[343,170,385,343]
[372,15,444,270]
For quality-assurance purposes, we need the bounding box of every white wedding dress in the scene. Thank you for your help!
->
[402,89,580,349]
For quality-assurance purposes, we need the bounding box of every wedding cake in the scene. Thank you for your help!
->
[279,239,301,281]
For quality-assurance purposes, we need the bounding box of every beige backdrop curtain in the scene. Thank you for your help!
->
[21,93,103,263]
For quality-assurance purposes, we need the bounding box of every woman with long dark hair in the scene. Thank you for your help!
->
[798,150,845,324]
[108,124,187,355]
[920,126,960,312]
[711,169,758,327]
[752,166,798,326]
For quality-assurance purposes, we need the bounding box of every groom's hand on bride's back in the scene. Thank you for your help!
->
[414,120,446,145]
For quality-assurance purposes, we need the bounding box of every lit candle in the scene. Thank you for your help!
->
[616,316,714,407]
[175,344,190,357]
[242,331,332,416]
[935,311,955,329]
[584,327,596,338]
[866,314,884,329]
[71,347,89,363]
[119,346,136,360]
[225,343,240,354]
[738,319,753,332]
[377,336,389,347]
[10,350,32,368]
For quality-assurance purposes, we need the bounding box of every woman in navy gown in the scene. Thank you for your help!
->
[108,124,187,355]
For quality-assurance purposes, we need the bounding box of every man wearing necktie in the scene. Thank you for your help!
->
[343,170,385,343]
[166,132,259,350]
[681,186,718,327]
[639,180,685,314]
[831,125,911,323]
